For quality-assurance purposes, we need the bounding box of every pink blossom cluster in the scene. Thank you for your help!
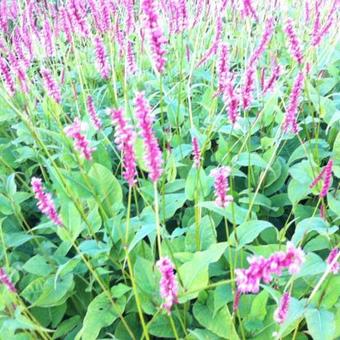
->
[64,117,95,160]
[0,267,16,293]
[31,177,62,226]
[142,0,167,73]
[94,36,111,79]
[326,248,340,274]
[0,57,15,96]
[169,0,188,34]
[282,71,304,134]
[197,16,223,67]
[111,108,137,187]
[67,0,89,37]
[242,18,275,110]
[284,19,303,65]
[125,40,137,75]
[217,44,229,94]
[41,68,62,103]
[211,166,233,208]
[156,257,178,314]
[192,137,201,168]
[86,96,102,130]
[241,0,258,21]
[43,19,55,57]
[263,60,282,94]
[310,159,333,198]
[8,53,29,94]
[135,92,163,182]
[235,242,305,294]
[274,292,291,324]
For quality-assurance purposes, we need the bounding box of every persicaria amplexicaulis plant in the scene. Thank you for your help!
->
[0,1,339,339]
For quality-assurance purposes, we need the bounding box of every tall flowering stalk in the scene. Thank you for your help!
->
[310,159,333,198]
[241,0,258,21]
[197,16,223,67]
[217,44,229,94]
[31,177,62,226]
[284,19,303,65]
[235,242,305,294]
[111,108,137,187]
[125,40,137,75]
[0,267,16,293]
[142,0,167,73]
[274,292,290,324]
[135,92,163,183]
[263,60,282,94]
[211,166,233,208]
[0,57,15,96]
[156,257,178,314]
[41,68,62,103]
[43,19,55,57]
[192,137,201,168]
[282,71,304,134]
[86,96,102,130]
[8,53,28,94]
[65,118,95,161]
[67,0,89,37]
[94,36,111,79]
[326,248,340,274]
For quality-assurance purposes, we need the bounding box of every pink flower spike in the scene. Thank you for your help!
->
[142,0,167,73]
[65,118,95,160]
[31,177,62,226]
[241,63,256,111]
[135,92,163,182]
[211,166,233,208]
[156,257,178,314]
[86,96,102,130]
[284,19,303,65]
[282,71,304,134]
[43,19,55,57]
[274,292,290,324]
[126,40,137,76]
[0,57,15,96]
[326,248,340,274]
[41,68,62,104]
[0,267,16,293]
[320,160,333,198]
[192,137,201,168]
[217,44,229,94]
[110,108,137,187]
[94,36,111,80]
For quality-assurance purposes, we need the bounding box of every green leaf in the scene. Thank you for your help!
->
[230,220,276,248]
[193,293,239,339]
[233,152,269,169]
[249,290,269,321]
[149,313,184,338]
[88,163,122,218]
[77,293,126,340]
[305,309,336,340]
[292,217,338,245]
[179,243,227,301]
[185,167,210,201]
[59,202,83,241]
[288,179,311,204]
[23,255,52,276]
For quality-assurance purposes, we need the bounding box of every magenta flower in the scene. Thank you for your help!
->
[282,71,304,134]
[156,257,178,314]
[197,16,223,67]
[241,0,258,21]
[8,53,28,94]
[142,0,167,73]
[43,19,55,57]
[326,248,340,274]
[0,267,16,293]
[249,18,275,66]
[86,96,102,130]
[110,108,137,187]
[94,35,111,79]
[124,0,135,35]
[126,40,137,75]
[65,118,95,161]
[31,177,62,226]
[60,6,73,43]
[284,19,303,65]
[217,43,229,94]
[241,63,256,111]
[67,0,89,37]
[211,166,233,208]
[0,57,15,96]
[320,160,333,198]
[41,68,62,103]
[224,77,240,125]
[274,292,290,324]
[192,137,201,168]
[263,60,281,94]
[235,242,305,294]
[135,92,163,182]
